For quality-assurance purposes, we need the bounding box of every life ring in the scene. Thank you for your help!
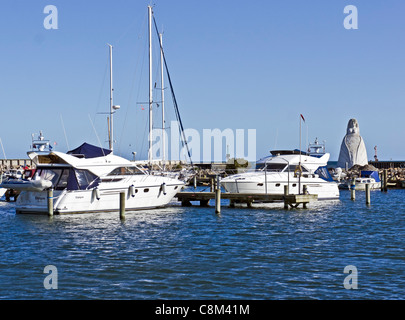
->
[294,165,303,177]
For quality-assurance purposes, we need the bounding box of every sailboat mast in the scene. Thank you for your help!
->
[148,5,153,163]
[160,32,165,166]
[108,43,114,152]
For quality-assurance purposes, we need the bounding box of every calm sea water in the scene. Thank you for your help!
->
[0,187,403,300]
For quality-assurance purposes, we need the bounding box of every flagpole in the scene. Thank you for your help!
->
[299,115,301,161]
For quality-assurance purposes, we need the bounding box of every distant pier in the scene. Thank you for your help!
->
[368,160,405,169]
[0,159,33,170]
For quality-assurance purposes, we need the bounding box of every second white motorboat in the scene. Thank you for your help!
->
[221,150,340,200]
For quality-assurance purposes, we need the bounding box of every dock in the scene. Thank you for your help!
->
[176,191,318,209]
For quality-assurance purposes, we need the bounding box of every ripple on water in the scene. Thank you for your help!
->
[0,189,404,299]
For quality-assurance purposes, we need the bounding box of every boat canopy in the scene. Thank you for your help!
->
[67,143,112,159]
[315,166,334,182]
[360,170,380,182]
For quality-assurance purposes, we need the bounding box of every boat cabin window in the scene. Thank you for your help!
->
[108,166,144,176]
[74,169,98,189]
[286,165,309,173]
[34,168,70,190]
[34,167,99,190]
[56,169,69,190]
[256,163,287,172]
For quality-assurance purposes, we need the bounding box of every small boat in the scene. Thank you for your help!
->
[0,168,27,201]
[338,170,381,190]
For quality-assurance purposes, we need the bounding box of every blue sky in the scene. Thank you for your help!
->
[1,0,404,162]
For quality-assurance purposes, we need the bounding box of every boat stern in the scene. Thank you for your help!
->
[16,190,50,214]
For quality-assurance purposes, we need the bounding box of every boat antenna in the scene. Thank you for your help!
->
[299,114,306,194]
[152,15,194,167]
[0,137,6,160]
[60,114,70,150]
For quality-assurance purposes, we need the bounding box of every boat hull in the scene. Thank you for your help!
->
[16,178,184,214]
[221,175,340,200]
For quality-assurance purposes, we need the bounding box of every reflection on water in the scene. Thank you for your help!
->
[0,189,404,299]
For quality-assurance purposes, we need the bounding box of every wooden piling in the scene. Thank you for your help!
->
[350,179,356,200]
[47,188,54,216]
[193,175,197,189]
[365,183,371,205]
[215,176,221,214]
[383,169,388,192]
[215,189,221,214]
[380,172,384,192]
[284,185,289,209]
[119,192,125,220]
[303,185,308,195]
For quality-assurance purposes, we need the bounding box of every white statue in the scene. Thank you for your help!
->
[337,118,368,169]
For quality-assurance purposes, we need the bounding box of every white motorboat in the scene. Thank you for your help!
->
[221,150,340,200]
[15,143,184,214]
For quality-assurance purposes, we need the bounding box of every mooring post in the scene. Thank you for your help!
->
[350,178,356,200]
[365,183,371,205]
[383,169,388,192]
[210,178,214,192]
[380,171,384,192]
[47,188,54,216]
[120,192,125,220]
[193,175,197,189]
[303,185,308,195]
[215,175,221,214]
[284,185,289,209]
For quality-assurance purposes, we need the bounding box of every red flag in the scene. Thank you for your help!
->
[141,106,145,111]
[300,114,305,122]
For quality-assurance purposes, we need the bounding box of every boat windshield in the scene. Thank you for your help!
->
[256,163,287,172]
[107,166,145,176]
[255,163,310,173]
[285,165,309,173]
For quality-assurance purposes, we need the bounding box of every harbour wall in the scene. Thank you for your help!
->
[0,159,34,171]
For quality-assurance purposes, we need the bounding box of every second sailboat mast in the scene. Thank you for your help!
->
[148,5,153,163]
